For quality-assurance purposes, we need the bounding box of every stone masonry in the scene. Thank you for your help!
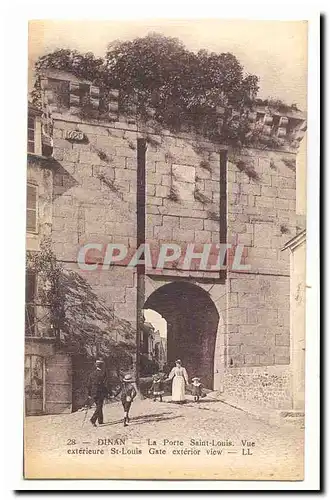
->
[40,69,306,410]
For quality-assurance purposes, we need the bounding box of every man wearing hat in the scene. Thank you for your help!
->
[87,359,108,427]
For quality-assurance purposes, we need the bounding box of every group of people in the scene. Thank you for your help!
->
[87,361,136,427]
[150,359,204,404]
[87,359,204,428]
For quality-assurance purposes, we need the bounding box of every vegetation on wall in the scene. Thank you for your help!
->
[26,239,135,366]
[33,33,295,149]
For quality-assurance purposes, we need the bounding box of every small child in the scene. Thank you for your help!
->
[149,374,164,402]
[116,374,137,426]
[191,377,203,402]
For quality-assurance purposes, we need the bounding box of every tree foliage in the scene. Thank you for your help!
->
[26,239,135,367]
[34,33,264,145]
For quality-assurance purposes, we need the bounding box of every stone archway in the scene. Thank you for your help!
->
[144,281,220,389]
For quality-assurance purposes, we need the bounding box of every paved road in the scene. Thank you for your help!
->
[24,395,304,480]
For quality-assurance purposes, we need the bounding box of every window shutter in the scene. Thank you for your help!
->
[28,116,35,153]
[27,185,37,233]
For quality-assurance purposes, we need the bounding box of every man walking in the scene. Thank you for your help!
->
[87,359,108,427]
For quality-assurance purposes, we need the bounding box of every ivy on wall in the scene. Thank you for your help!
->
[33,34,299,150]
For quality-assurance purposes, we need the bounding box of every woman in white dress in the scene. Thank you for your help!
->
[167,359,189,402]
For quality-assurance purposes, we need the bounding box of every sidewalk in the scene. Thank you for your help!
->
[206,392,305,429]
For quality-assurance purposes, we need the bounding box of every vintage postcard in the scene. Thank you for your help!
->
[24,18,310,481]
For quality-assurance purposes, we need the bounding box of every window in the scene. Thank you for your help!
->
[25,271,37,336]
[28,116,35,153]
[26,184,38,233]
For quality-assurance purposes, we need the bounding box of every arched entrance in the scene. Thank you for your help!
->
[144,281,220,389]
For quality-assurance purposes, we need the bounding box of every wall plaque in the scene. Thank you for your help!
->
[65,129,85,141]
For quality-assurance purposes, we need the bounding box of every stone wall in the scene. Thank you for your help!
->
[51,118,137,325]
[223,365,292,409]
[42,70,306,408]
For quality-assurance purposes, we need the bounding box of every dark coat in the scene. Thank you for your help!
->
[120,383,137,404]
[88,368,108,399]
[191,383,203,396]
[150,380,164,394]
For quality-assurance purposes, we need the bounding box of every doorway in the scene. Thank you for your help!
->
[144,281,219,389]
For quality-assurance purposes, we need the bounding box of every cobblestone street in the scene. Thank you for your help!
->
[25,396,304,480]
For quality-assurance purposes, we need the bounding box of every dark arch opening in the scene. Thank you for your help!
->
[144,281,219,389]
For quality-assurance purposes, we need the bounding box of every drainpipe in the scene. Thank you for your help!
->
[136,138,147,391]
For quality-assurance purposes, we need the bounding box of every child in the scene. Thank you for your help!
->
[149,373,164,402]
[116,374,137,427]
[191,377,203,402]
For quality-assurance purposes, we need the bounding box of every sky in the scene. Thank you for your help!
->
[28,19,308,109]
[144,309,167,339]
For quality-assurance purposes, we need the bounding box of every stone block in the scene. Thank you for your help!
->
[235,172,251,184]
[62,150,79,163]
[244,354,260,365]
[115,146,136,158]
[161,175,171,186]
[147,172,163,185]
[155,162,171,174]
[227,307,248,324]
[163,215,180,228]
[154,225,173,240]
[275,354,290,365]
[147,184,156,196]
[115,169,136,182]
[259,354,275,365]
[275,334,290,346]
[204,219,220,232]
[236,233,253,246]
[275,198,291,210]
[230,276,256,293]
[227,182,240,195]
[146,214,162,227]
[156,185,169,198]
[53,128,63,139]
[261,186,278,197]
[125,158,138,170]
[227,170,236,183]
[147,206,161,215]
[278,188,296,200]
[240,184,261,196]
[273,176,296,189]
[194,230,212,243]
[277,309,290,327]
[172,228,195,242]
[227,345,241,356]
[255,196,275,208]
[79,151,100,165]
[226,334,243,346]
[253,223,275,248]
[195,167,211,180]
[148,196,163,206]
[180,217,203,230]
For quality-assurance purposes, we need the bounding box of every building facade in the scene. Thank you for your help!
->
[25,103,72,415]
[25,68,306,414]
